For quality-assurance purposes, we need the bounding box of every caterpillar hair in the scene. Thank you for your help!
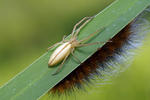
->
[49,7,150,97]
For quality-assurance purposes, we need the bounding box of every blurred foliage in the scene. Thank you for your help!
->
[0,0,113,84]
[0,0,150,100]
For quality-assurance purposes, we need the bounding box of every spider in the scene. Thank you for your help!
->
[47,16,105,75]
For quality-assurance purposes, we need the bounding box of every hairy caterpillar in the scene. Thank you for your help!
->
[49,6,150,98]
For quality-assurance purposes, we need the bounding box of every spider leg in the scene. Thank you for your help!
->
[47,34,70,51]
[47,42,63,51]
[73,17,94,38]
[62,35,69,42]
[62,35,66,41]
[71,48,81,63]
[79,27,105,43]
[78,40,111,47]
[62,35,71,42]
[71,16,94,37]
[52,52,70,75]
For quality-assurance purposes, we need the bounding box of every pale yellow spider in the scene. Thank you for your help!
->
[47,16,105,75]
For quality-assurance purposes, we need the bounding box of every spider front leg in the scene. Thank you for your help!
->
[73,17,94,38]
[71,16,94,37]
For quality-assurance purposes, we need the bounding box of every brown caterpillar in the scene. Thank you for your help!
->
[49,6,150,97]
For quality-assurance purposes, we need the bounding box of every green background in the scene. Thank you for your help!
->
[0,0,150,100]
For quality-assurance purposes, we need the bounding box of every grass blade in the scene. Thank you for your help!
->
[0,0,150,100]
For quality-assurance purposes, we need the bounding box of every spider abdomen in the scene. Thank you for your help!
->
[48,42,72,66]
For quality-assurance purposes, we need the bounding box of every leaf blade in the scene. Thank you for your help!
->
[0,0,150,100]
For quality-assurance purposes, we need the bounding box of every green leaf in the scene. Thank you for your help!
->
[0,0,150,100]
